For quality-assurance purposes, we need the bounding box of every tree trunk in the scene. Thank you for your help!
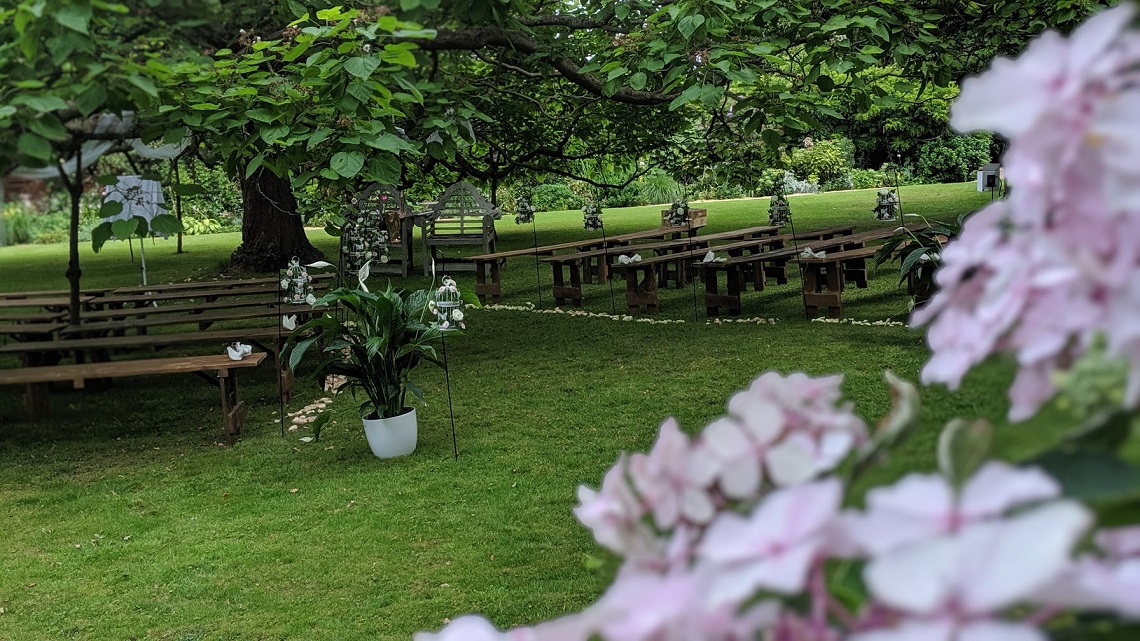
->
[65,146,83,326]
[230,167,324,272]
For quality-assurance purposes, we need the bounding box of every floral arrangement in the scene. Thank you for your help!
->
[768,192,791,225]
[664,199,690,227]
[376,230,390,264]
[428,276,466,330]
[417,7,1140,641]
[280,256,315,305]
[514,196,536,225]
[582,202,604,231]
[872,188,900,221]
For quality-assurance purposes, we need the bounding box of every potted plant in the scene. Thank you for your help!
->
[873,212,967,308]
[284,279,471,458]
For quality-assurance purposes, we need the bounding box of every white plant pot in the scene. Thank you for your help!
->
[362,407,417,458]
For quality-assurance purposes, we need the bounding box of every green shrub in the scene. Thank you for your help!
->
[789,138,853,185]
[531,183,584,212]
[916,133,993,183]
[182,214,226,235]
[601,184,643,208]
[821,174,855,192]
[638,169,682,205]
[754,168,787,196]
[850,168,890,190]
[2,203,34,244]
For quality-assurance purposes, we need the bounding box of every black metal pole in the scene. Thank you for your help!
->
[531,218,543,310]
[441,330,459,460]
[687,213,698,322]
[277,273,285,437]
[893,154,904,220]
[600,221,616,315]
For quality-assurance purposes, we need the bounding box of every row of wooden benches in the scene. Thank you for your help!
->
[0,276,341,441]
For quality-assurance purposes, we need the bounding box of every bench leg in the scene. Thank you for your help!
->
[218,368,248,445]
[24,383,49,420]
[703,267,720,317]
[726,267,743,316]
[624,266,658,315]
[490,261,503,303]
[569,262,583,308]
[552,264,566,307]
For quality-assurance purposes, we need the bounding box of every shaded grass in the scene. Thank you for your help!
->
[0,183,1045,640]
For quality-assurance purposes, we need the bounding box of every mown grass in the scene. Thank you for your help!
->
[0,183,1050,640]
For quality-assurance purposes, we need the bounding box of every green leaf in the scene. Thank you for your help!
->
[261,125,290,144]
[1030,449,1140,505]
[17,132,53,161]
[344,56,381,79]
[629,72,648,90]
[99,200,124,218]
[91,222,113,253]
[27,114,68,141]
[245,154,265,179]
[96,174,119,186]
[75,84,107,117]
[330,151,365,178]
[149,214,183,235]
[936,419,992,489]
[246,108,277,123]
[677,14,705,40]
[614,4,630,20]
[111,218,139,240]
[308,128,334,150]
[53,3,91,33]
[173,184,205,197]
[128,74,158,98]
[16,94,70,113]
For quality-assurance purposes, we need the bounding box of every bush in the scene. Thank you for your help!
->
[916,132,993,183]
[782,171,820,195]
[182,214,227,235]
[531,183,584,212]
[850,168,890,190]
[754,169,786,196]
[600,184,643,208]
[638,169,682,205]
[821,173,855,192]
[789,138,853,185]
[2,203,34,244]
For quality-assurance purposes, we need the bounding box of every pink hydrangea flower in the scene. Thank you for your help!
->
[914,4,1140,420]
[628,418,716,529]
[854,501,1091,641]
[1034,525,1140,618]
[696,479,843,606]
[689,372,867,498]
[573,455,656,559]
[840,461,1060,556]
[585,571,780,641]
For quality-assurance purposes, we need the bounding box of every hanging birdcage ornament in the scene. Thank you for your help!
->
[281,256,315,304]
[769,192,791,225]
[873,188,900,221]
[515,195,536,225]
[582,202,604,231]
[429,276,465,331]
[376,229,391,264]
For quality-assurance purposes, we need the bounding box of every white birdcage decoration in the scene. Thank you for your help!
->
[281,256,315,304]
[515,195,536,225]
[429,276,465,331]
[873,189,900,221]
[583,202,603,231]
[769,193,791,225]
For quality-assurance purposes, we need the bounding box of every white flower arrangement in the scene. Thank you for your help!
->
[432,275,466,330]
[873,188,900,221]
[664,199,690,227]
[582,202,604,231]
[810,317,907,327]
[515,196,536,225]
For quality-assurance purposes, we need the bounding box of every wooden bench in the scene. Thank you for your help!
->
[62,304,317,337]
[542,237,715,307]
[421,182,498,276]
[794,247,881,318]
[696,225,857,317]
[0,353,267,443]
[608,248,712,315]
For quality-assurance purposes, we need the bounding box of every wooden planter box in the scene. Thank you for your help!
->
[660,207,707,229]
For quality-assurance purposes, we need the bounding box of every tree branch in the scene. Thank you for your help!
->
[408,27,678,106]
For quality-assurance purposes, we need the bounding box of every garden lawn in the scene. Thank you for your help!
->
[0,183,1057,640]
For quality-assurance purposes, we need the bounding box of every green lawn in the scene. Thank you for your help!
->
[0,183,1050,640]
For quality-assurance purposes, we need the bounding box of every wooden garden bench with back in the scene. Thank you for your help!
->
[421,181,499,276]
